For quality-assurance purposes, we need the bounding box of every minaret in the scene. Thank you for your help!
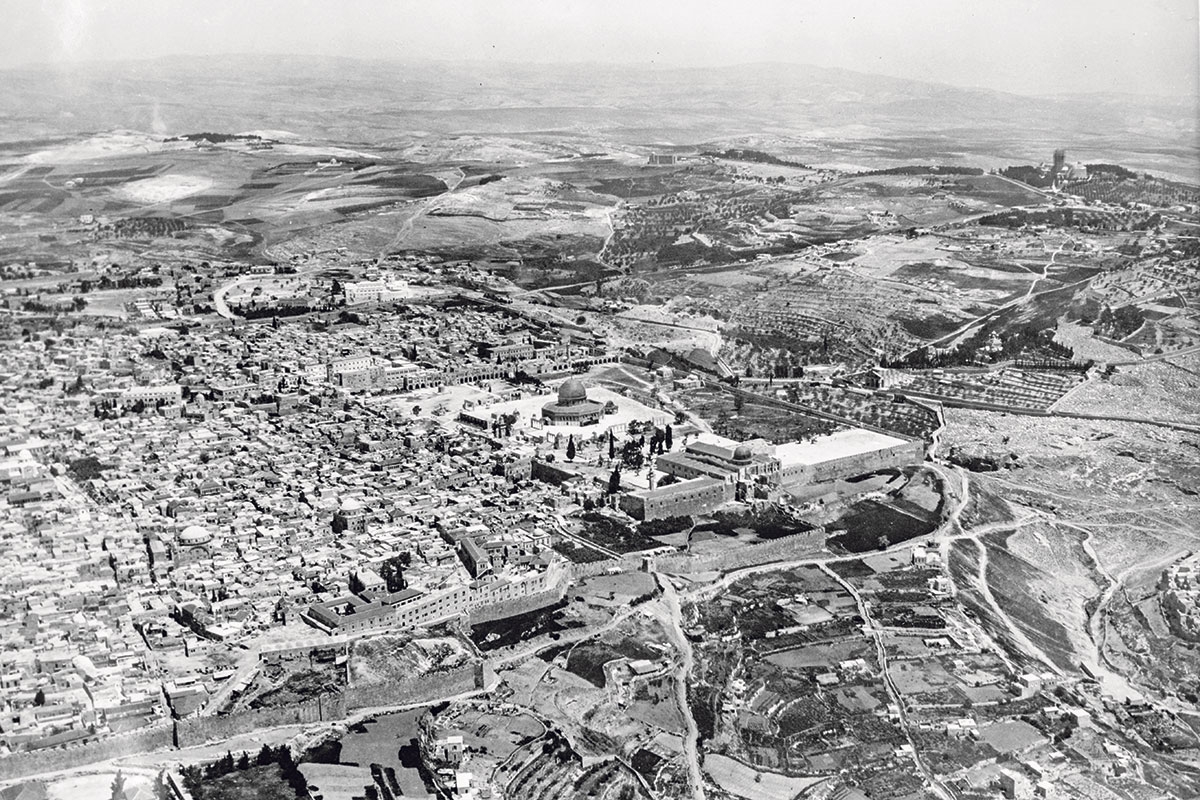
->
[1052,149,1067,190]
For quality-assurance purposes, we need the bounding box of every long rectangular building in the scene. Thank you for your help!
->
[619,476,735,521]
[301,561,568,636]
[774,429,924,486]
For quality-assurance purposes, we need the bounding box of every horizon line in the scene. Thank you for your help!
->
[1,53,1195,103]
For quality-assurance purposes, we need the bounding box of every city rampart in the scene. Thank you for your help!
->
[891,390,1200,435]
[569,556,643,580]
[0,721,174,782]
[649,527,826,574]
[343,661,487,711]
[466,581,568,626]
[174,695,345,748]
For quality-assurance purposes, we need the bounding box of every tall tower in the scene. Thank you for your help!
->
[1053,149,1066,175]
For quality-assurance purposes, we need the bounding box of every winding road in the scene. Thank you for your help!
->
[928,236,1076,351]
[819,563,954,800]
[653,574,707,800]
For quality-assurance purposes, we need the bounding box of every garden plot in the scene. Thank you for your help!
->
[703,754,828,800]
[893,367,1085,410]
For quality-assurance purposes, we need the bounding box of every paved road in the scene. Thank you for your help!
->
[211,273,253,320]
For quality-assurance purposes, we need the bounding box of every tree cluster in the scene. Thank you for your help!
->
[701,148,811,168]
[1093,304,1145,340]
[860,165,983,177]
[882,325,1076,369]
[378,552,411,593]
[179,744,306,799]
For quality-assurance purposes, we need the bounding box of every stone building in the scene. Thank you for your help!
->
[541,378,604,426]
[619,476,735,521]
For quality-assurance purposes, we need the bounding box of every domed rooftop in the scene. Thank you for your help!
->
[558,378,588,405]
[179,525,212,546]
[340,497,365,513]
[733,444,753,462]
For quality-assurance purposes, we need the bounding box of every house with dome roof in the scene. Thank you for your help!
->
[541,378,604,426]
[333,497,369,535]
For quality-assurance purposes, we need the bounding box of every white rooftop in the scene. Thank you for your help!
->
[775,428,908,466]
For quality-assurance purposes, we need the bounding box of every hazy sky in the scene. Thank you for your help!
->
[2,0,1197,97]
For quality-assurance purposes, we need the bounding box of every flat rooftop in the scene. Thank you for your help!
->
[775,428,909,467]
[633,476,725,498]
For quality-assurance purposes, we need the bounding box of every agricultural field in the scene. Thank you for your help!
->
[684,563,928,791]
[1064,169,1200,212]
[678,386,838,443]
[502,734,651,800]
[596,160,1041,277]
[724,267,929,364]
[777,383,939,439]
[702,753,827,800]
[887,367,1086,410]
[0,132,455,266]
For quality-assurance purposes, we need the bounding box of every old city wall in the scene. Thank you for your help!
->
[649,527,827,575]
[173,695,345,749]
[808,439,926,483]
[0,721,174,782]
[531,459,576,485]
[893,389,1200,435]
[569,556,643,580]
[343,662,484,711]
[466,582,568,626]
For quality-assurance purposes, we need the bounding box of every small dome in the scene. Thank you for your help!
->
[558,378,587,404]
[340,497,365,513]
[179,525,212,546]
[733,444,753,462]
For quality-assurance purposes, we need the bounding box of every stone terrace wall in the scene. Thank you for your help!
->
[0,721,174,782]
[174,695,345,749]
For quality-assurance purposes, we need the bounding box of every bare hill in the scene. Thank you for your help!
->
[0,57,1195,178]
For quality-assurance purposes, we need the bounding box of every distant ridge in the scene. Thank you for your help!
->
[0,56,1194,179]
